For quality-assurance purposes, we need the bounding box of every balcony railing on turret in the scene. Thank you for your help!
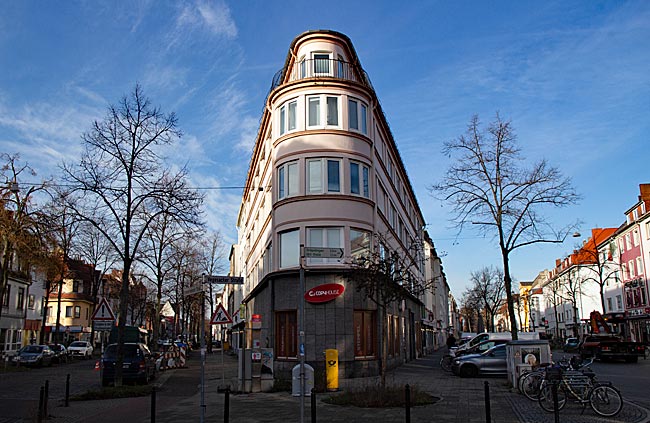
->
[270,58,373,93]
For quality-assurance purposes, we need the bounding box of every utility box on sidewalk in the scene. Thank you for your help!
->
[506,340,551,388]
[292,363,314,396]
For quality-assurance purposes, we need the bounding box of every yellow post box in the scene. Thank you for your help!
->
[325,349,338,391]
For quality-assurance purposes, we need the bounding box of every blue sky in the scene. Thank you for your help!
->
[1,1,648,297]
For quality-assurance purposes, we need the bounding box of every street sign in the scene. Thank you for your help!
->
[304,247,344,259]
[91,298,116,321]
[204,275,244,285]
[210,304,232,325]
[185,282,204,296]
[93,320,114,331]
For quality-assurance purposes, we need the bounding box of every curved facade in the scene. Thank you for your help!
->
[229,30,434,383]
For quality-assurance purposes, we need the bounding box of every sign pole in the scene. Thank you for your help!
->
[221,325,225,387]
[299,244,305,423]
[200,275,206,423]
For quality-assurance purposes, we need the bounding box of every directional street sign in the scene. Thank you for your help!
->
[185,281,204,296]
[204,275,244,285]
[91,298,116,321]
[210,303,232,325]
[304,247,344,259]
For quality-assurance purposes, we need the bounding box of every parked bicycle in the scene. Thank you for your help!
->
[537,363,623,417]
[440,354,453,372]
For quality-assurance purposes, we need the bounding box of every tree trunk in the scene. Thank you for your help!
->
[55,280,64,344]
[501,248,519,340]
[115,259,132,387]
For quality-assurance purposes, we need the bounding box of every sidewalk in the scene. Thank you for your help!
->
[48,348,650,423]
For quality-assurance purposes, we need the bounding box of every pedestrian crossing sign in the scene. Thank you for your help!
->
[210,304,232,325]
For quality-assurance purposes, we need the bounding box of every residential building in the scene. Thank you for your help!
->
[1,270,30,355]
[422,232,449,352]
[228,30,431,381]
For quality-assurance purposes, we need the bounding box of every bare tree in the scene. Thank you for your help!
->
[0,154,48,321]
[575,232,619,315]
[200,231,227,319]
[431,114,580,340]
[344,233,433,388]
[61,85,203,386]
[467,266,505,332]
[460,290,482,333]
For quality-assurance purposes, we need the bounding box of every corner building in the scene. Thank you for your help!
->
[232,30,431,382]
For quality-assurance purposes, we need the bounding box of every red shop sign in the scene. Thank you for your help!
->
[304,283,345,304]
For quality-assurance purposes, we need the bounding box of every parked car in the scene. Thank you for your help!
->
[16,345,54,367]
[68,341,94,359]
[49,344,69,364]
[452,339,510,357]
[563,337,580,353]
[100,343,157,386]
[451,343,508,378]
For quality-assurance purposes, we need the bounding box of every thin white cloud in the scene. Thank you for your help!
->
[175,0,237,39]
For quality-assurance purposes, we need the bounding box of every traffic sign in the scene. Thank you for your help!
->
[304,247,344,259]
[204,275,244,285]
[91,298,116,321]
[93,320,114,331]
[210,304,232,325]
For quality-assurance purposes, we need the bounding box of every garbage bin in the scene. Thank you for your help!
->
[292,363,314,396]
[325,349,339,391]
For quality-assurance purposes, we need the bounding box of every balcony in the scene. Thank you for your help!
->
[270,58,373,93]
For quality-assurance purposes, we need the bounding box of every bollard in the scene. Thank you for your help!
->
[405,384,411,423]
[38,386,45,422]
[151,386,156,423]
[44,379,49,419]
[311,388,316,423]
[484,381,491,423]
[65,374,70,407]
[224,387,230,423]
[552,383,560,423]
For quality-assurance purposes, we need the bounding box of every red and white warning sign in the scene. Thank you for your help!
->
[210,303,232,325]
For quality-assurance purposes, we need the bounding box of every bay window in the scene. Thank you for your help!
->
[350,161,370,197]
[313,53,331,75]
[307,227,342,264]
[307,95,339,128]
[279,229,300,268]
[278,161,299,199]
[350,229,371,259]
[306,158,340,194]
[279,99,298,135]
[348,98,368,134]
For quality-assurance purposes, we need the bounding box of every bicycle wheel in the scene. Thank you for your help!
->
[521,371,544,401]
[440,355,453,372]
[538,383,566,412]
[590,384,623,417]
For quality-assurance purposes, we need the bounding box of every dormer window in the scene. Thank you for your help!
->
[313,52,332,76]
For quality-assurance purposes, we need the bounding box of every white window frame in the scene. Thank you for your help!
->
[348,97,368,134]
[279,229,300,269]
[306,94,339,128]
[306,158,341,194]
[279,99,298,136]
[307,227,343,265]
[278,161,299,200]
[349,161,370,198]
[312,52,333,76]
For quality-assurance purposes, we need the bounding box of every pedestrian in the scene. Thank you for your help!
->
[446,333,457,350]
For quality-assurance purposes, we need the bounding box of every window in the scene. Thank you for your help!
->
[306,95,339,128]
[73,280,80,293]
[279,229,300,268]
[607,297,613,312]
[74,306,81,318]
[637,257,643,275]
[326,97,338,126]
[629,260,635,278]
[313,53,331,75]
[633,230,639,246]
[350,229,371,259]
[279,99,297,135]
[617,295,623,309]
[306,159,340,194]
[17,288,24,310]
[28,295,35,310]
[276,310,297,359]
[350,161,370,197]
[354,310,376,358]
[2,285,9,307]
[348,98,367,134]
[278,161,299,199]
[625,233,631,250]
[66,306,73,318]
[337,54,345,78]
[299,56,306,78]
[307,227,342,264]
[389,202,397,228]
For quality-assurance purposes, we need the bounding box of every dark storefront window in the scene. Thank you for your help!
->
[275,310,297,359]
[354,310,376,358]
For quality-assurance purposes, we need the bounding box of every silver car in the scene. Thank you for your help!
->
[451,343,508,378]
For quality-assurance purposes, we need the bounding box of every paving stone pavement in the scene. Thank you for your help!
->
[42,348,649,423]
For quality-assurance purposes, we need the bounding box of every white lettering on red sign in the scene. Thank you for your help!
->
[304,283,345,304]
